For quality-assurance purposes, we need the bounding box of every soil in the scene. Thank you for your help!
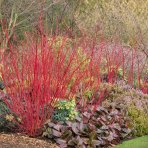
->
[0,132,59,148]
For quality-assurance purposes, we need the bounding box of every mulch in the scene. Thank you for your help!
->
[0,132,59,148]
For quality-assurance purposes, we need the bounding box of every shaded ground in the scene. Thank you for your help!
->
[0,132,58,148]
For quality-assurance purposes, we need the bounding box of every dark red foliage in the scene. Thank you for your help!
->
[43,105,132,148]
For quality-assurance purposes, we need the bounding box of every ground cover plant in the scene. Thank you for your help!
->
[43,105,132,148]
[101,81,148,136]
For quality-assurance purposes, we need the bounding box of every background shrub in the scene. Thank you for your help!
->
[1,0,147,53]
[128,105,148,136]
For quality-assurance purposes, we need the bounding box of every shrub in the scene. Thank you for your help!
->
[128,105,148,136]
[0,30,103,136]
[52,98,78,122]
[75,0,148,50]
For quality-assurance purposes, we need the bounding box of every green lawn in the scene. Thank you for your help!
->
[115,136,148,148]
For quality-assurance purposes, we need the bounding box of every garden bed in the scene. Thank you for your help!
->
[0,132,58,148]
[0,16,147,147]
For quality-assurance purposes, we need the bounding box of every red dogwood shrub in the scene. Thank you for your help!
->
[0,30,103,136]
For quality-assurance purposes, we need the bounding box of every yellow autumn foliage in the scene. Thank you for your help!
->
[75,0,148,48]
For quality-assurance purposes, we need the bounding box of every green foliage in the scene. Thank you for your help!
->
[115,136,148,148]
[117,68,124,78]
[77,47,90,70]
[0,101,11,128]
[128,105,148,136]
[0,100,21,131]
[84,89,93,99]
[0,100,9,115]
[52,99,78,122]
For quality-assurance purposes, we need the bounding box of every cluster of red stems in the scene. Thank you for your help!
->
[0,21,147,136]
